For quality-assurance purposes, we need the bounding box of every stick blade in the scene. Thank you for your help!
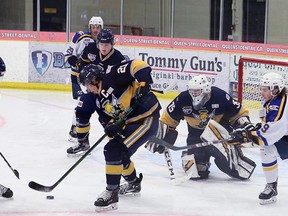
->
[28,181,54,192]
[13,169,20,179]
[162,80,177,94]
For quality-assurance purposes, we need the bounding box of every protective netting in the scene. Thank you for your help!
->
[238,58,288,123]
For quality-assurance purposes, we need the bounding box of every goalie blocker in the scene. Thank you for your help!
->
[145,121,178,154]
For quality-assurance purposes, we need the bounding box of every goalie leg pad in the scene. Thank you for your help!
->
[232,145,256,179]
[211,144,256,180]
[200,119,231,142]
[200,119,256,179]
[182,151,209,179]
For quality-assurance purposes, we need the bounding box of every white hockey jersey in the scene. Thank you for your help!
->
[252,94,288,146]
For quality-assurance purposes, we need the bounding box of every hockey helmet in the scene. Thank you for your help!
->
[260,72,285,95]
[89,16,104,29]
[0,57,6,77]
[189,75,211,108]
[97,28,114,44]
[79,64,104,86]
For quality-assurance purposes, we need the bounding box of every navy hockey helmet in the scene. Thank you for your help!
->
[97,28,114,44]
[79,64,104,86]
[0,57,6,77]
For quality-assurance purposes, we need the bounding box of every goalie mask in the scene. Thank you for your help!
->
[260,72,285,97]
[189,75,211,109]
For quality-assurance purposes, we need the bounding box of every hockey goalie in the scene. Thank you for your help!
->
[145,74,256,180]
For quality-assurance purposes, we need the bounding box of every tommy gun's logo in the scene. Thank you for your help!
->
[31,50,52,75]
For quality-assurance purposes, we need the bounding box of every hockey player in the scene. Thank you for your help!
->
[232,72,288,205]
[77,61,161,211]
[77,28,126,72]
[145,74,256,180]
[66,28,126,156]
[0,57,13,199]
[65,16,104,142]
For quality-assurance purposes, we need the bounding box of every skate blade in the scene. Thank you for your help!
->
[95,203,118,212]
[119,192,141,197]
[67,151,90,158]
[259,196,277,205]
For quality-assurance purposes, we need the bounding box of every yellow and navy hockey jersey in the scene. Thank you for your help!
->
[94,60,161,126]
[79,42,125,73]
[161,86,249,144]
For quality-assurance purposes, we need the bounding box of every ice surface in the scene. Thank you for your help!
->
[0,89,287,216]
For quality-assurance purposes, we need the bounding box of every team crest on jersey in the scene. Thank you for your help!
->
[193,109,215,128]
[31,50,52,75]
[182,106,193,115]
[103,95,123,117]
[268,105,279,111]
[88,53,97,61]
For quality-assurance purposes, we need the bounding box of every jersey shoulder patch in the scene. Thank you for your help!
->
[131,60,149,73]
[72,31,92,44]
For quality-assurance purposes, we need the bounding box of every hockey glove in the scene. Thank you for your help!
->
[104,120,125,138]
[67,55,78,67]
[135,82,150,104]
[230,128,252,144]
[145,141,166,154]
[229,123,260,145]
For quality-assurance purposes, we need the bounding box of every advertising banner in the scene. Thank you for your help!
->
[29,43,70,84]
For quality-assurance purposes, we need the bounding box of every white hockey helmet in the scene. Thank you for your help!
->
[89,16,104,29]
[260,72,285,96]
[189,75,211,108]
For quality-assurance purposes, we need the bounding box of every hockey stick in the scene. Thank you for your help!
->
[28,106,134,192]
[151,81,177,180]
[0,152,20,179]
[149,135,233,151]
[163,148,176,180]
[151,80,177,94]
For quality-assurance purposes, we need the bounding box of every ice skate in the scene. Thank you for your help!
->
[0,184,13,199]
[119,173,143,197]
[94,187,119,212]
[66,140,90,157]
[259,182,278,205]
[68,125,77,142]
